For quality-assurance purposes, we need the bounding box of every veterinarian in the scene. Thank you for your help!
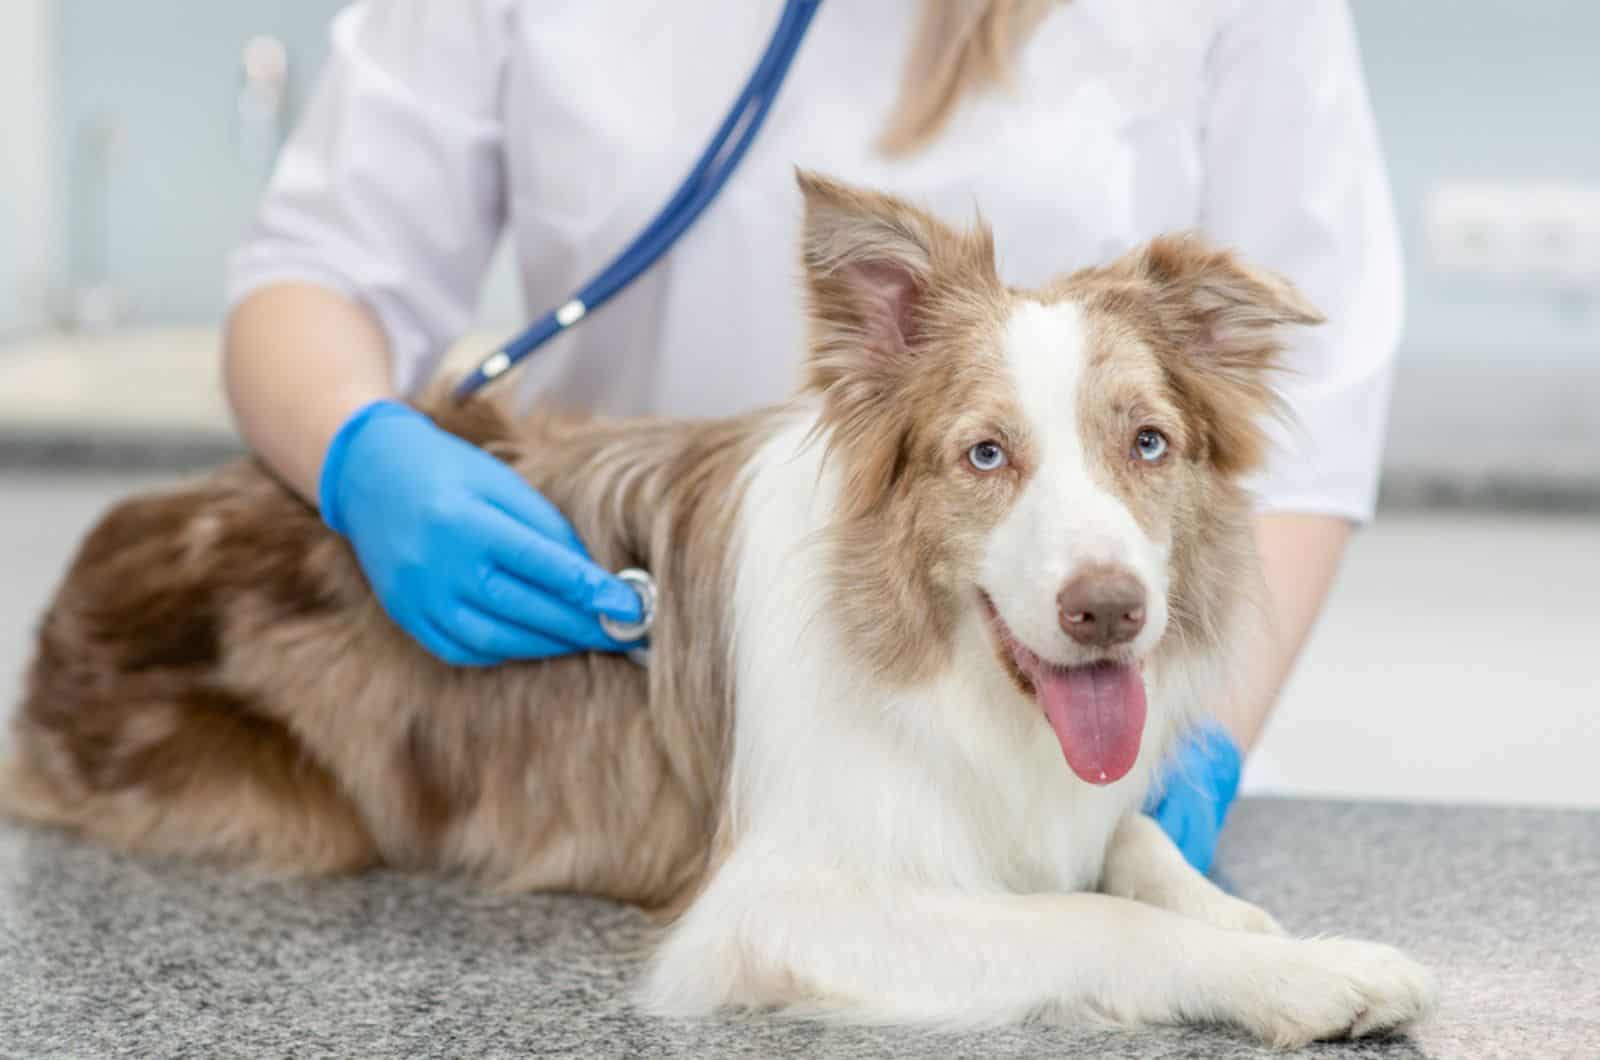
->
[222,1,1400,874]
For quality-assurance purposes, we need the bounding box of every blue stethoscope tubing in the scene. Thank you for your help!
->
[452,0,824,401]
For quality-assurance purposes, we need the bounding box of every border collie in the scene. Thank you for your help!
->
[2,173,1434,1047]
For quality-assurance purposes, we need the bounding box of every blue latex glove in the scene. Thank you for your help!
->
[319,400,642,666]
[1143,720,1242,874]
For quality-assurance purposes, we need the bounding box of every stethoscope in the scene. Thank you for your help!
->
[452,0,824,659]
[452,0,823,403]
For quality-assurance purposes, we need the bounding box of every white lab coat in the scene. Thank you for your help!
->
[229,0,1402,522]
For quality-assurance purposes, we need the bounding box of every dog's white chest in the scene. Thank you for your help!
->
[911,707,1132,894]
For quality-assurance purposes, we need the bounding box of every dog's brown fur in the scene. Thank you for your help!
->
[1,396,767,912]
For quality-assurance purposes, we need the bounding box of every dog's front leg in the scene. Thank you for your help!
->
[644,870,1435,1046]
[1100,813,1284,935]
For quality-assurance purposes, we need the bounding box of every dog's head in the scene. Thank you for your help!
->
[798,172,1321,785]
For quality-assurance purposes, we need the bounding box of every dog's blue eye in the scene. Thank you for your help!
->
[968,441,1008,472]
[1135,429,1169,463]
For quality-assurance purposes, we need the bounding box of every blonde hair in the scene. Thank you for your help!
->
[879,0,1059,157]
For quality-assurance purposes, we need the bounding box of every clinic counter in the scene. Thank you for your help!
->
[0,797,1593,1058]
[0,327,239,471]
[0,327,506,472]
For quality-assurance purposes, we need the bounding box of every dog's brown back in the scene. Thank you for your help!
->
[1,396,764,911]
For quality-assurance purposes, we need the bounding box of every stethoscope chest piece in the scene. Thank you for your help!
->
[599,568,657,666]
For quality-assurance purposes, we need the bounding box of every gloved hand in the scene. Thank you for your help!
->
[1143,719,1243,875]
[319,399,643,666]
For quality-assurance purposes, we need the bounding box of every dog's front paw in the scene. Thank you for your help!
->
[1200,893,1287,937]
[1232,937,1437,1049]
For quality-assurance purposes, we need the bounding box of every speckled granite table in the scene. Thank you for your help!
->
[0,798,1594,1059]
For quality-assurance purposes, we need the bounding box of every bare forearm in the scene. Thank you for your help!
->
[1215,513,1354,751]
[222,282,397,506]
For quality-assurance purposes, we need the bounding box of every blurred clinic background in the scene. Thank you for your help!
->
[1,3,1596,808]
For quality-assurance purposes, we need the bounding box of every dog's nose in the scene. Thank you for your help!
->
[1057,567,1147,647]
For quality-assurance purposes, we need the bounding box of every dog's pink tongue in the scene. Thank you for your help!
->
[1037,662,1147,785]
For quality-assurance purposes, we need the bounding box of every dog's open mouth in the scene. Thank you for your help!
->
[981,595,1147,786]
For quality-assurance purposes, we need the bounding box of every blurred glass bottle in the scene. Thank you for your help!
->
[237,35,289,184]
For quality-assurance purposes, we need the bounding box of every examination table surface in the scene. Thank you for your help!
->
[0,797,1594,1058]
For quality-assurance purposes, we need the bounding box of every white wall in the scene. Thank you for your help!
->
[1350,0,1600,485]
[0,1,59,337]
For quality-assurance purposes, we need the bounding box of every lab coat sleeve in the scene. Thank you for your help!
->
[1201,0,1403,524]
[226,0,513,395]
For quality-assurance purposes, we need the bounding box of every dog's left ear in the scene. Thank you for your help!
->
[796,170,998,395]
[1117,235,1325,475]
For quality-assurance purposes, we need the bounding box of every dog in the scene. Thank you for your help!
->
[1,173,1434,1047]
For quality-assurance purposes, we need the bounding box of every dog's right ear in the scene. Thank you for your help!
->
[797,170,997,394]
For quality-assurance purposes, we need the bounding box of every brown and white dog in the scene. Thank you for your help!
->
[1,174,1434,1047]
